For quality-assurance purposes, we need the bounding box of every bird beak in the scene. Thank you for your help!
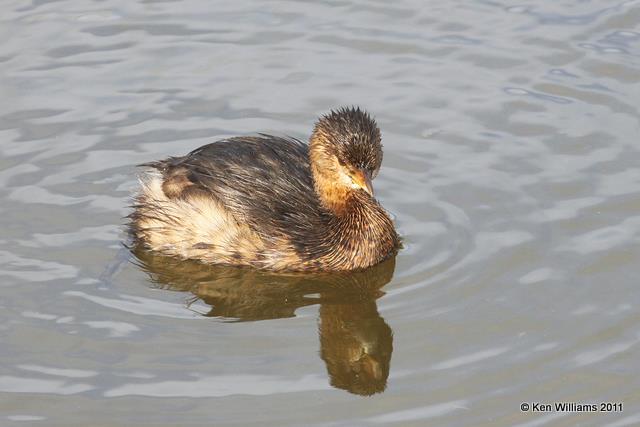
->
[352,169,374,196]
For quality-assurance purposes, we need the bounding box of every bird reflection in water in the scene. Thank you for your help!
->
[131,246,395,396]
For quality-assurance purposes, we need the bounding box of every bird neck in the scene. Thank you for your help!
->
[309,137,351,214]
[314,180,353,215]
[323,193,399,270]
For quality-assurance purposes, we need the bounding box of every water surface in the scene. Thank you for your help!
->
[1,0,639,425]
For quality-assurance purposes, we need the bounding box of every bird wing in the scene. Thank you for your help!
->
[150,135,323,239]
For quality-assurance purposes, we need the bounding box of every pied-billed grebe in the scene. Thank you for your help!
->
[130,107,400,271]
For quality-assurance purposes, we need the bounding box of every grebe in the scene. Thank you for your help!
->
[130,107,399,271]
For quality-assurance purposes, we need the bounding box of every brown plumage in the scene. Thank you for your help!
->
[129,107,400,271]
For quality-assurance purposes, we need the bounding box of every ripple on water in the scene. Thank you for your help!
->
[0,376,93,395]
[0,251,78,282]
[64,291,201,319]
[103,374,330,398]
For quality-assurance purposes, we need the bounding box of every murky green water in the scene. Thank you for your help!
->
[1,0,639,426]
